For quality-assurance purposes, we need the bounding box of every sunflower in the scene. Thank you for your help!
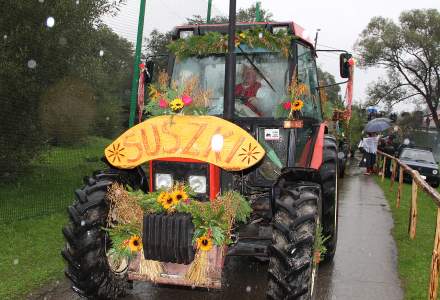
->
[171,189,188,203]
[196,235,213,251]
[169,98,184,111]
[157,191,169,204]
[161,193,178,210]
[128,235,143,252]
[291,99,304,111]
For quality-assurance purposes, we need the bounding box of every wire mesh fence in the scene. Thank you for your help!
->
[0,0,225,224]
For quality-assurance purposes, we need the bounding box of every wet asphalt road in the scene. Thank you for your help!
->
[30,158,403,300]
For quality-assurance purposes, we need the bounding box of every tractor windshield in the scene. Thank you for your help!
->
[171,48,289,118]
[171,43,321,120]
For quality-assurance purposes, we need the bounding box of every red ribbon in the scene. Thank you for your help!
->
[137,63,145,123]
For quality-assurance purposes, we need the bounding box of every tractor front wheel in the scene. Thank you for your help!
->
[320,136,338,262]
[61,168,146,299]
[267,182,321,300]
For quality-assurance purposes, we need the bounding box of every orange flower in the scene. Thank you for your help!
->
[128,236,142,252]
[291,99,304,111]
[196,235,213,251]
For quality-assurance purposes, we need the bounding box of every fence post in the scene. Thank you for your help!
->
[409,174,418,239]
[397,167,403,208]
[428,208,440,300]
[382,156,387,182]
[390,159,397,191]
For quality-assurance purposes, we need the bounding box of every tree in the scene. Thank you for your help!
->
[356,9,440,130]
[186,4,273,24]
[318,68,341,104]
[0,0,128,177]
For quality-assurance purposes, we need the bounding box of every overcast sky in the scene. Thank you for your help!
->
[104,0,439,111]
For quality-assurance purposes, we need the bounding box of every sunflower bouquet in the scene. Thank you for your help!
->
[144,71,211,116]
[104,223,143,260]
[276,73,309,120]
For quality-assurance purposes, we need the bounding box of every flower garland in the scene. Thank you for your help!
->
[144,71,211,116]
[105,183,251,259]
[167,28,296,59]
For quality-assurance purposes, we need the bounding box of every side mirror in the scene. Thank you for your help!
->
[339,53,352,78]
[145,60,155,84]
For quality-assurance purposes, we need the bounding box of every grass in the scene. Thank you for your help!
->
[376,176,439,300]
[0,213,67,299]
[0,136,111,299]
[0,136,110,222]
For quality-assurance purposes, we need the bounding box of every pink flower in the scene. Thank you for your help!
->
[283,102,291,110]
[182,95,192,105]
[159,98,168,108]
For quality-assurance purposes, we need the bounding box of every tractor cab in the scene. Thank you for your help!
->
[170,22,322,121]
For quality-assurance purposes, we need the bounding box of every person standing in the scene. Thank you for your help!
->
[363,132,379,175]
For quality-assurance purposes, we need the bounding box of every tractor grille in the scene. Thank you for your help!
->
[143,213,195,264]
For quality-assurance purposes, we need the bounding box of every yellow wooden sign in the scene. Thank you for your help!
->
[105,115,265,171]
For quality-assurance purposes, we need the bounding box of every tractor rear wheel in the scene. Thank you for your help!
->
[61,168,146,299]
[320,136,338,262]
[267,182,321,300]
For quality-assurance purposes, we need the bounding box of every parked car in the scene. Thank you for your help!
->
[398,147,439,188]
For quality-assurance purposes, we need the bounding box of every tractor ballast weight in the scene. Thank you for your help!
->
[62,20,350,299]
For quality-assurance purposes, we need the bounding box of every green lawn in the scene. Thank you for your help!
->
[0,137,110,299]
[0,137,110,222]
[376,177,439,300]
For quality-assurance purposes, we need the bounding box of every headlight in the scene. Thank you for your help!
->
[189,175,207,194]
[433,170,438,175]
[155,173,173,189]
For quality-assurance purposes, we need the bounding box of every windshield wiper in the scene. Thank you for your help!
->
[237,45,276,93]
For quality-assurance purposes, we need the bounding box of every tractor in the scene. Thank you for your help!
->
[62,19,353,300]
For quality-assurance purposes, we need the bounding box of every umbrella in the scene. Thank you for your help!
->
[368,117,392,124]
[365,118,391,133]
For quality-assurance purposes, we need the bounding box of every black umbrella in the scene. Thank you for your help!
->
[365,118,391,133]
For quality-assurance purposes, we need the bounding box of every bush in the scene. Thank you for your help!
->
[39,77,97,146]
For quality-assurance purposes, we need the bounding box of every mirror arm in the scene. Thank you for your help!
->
[316,80,349,90]
[315,49,348,54]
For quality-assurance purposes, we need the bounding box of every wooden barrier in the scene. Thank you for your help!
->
[376,150,440,300]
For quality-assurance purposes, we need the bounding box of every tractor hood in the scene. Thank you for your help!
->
[105,115,265,171]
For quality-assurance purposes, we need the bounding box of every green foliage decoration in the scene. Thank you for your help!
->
[167,28,297,59]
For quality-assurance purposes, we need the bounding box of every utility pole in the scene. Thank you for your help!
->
[255,1,262,22]
[207,0,212,23]
[224,0,236,120]
[128,0,147,128]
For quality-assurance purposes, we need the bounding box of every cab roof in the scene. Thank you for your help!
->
[172,21,315,50]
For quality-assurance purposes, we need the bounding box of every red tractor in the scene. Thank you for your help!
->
[62,19,353,299]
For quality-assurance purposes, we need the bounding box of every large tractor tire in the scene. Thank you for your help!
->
[61,167,147,299]
[320,136,338,262]
[267,182,321,300]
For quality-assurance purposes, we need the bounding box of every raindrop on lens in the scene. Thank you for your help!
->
[13,259,19,265]
[27,59,37,69]
[99,50,104,57]
[59,37,67,46]
[46,16,55,28]
[246,286,252,293]
[211,134,224,152]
